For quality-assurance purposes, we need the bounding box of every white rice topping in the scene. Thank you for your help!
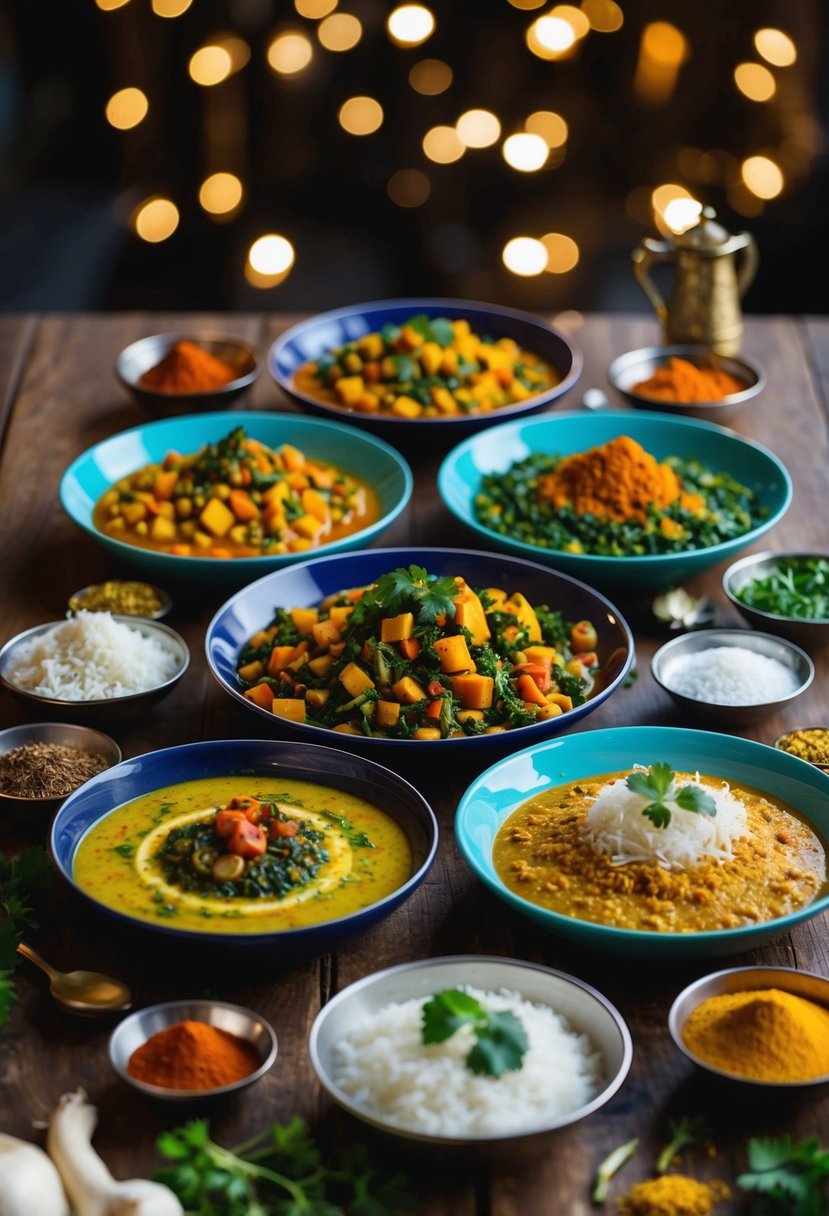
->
[4,611,180,700]
[586,767,747,871]
[330,985,604,1137]
[665,645,799,705]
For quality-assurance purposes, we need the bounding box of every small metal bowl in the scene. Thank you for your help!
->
[0,722,121,811]
[116,333,260,418]
[68,580,172,622]
[309,955,632,1157]
[109,999,277,1101]
[651,628,814,725]
[723,551,829,652]
[608,344,765,423]
[669,966,829,1087]
[0,616,189,726]
[774,726,829,774]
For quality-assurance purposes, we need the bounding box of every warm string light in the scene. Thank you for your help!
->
[581,0,623,33]
[267,32,314,75]
[651,183,699,235]
[295,0,337,17]
[422,125,464,164]
[502,132,548,172]
[318,13,362,51]
[527,15,577,59]
[734,62,776,103]
[541,232,579,272]
[524,110,568,148]
[151,0,192,15]
[189,45,233,87]
[502,237,548,276]
[339,96,384,135]
[634,21,688,104]
[199,173,244,218]
[742,155,784,199]
[754,28,796,67]
[133,197,179,243]
[95,0,130,10]
[387,5,436,47]
[455,110,501,149]
[247,234,296,288]
[409,59,452,95]
[662,197,703,234]
[105,87,148,130]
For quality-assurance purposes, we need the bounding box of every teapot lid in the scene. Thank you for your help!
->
[673,205,731,250]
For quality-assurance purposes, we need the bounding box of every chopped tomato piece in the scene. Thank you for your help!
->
[228,818,267,858]
[269,819,300,839]
[512,663,552,693]
[427,680,444,698]
[216,809,246,838]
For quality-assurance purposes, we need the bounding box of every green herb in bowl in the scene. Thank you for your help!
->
[735,557,829,621]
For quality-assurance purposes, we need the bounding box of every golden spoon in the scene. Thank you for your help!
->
[17,942,132,1015]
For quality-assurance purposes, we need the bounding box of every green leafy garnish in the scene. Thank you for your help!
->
[738,1136,829,1215]
[421,989,528,1078]
[625,763,717,830]
[592,1137,639,1203]
[154,1116,415,1215]
[0,846,52,1030]
[656,1115,711,1174]
[737,557,829,622]
[349,565,459,629]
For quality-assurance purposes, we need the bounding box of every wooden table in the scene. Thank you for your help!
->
[1,312,828,1214]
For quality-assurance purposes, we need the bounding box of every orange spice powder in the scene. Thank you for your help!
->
[631,356,745,403]
[537,435,703,524]
[138,340,238,394]
[127,1019,261,1090]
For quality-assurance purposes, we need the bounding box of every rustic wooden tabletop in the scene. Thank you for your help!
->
[1,311,828,1215]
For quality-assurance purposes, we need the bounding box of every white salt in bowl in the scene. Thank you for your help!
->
[309,955,632,1158]
[651,628,814,726]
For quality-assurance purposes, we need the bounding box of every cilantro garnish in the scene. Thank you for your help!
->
[349,565,459,628]
[625,763,717,830]
[421,989,528,1078]
[0,846,52,1030]
[738,1135,829,1214]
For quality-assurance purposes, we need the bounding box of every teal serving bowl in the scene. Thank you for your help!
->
[455,725,829,960]
[438,411,791,589]
[59,411,412,585]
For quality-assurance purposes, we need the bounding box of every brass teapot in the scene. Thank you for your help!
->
[632,207,758,355]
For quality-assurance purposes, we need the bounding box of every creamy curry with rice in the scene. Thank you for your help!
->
[73,776,412,933]
[493,767,828,933]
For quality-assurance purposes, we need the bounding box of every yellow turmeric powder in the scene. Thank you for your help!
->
[631,357,745,403]
[618,1175,729,1216]
[682,987,829,1082]
[537,435,704,524]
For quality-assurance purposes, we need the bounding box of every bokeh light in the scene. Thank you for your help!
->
[507,0,546,8]
[754,28,796,67]
[95,0,130,10]
[456,109,501,149]
[387,169,431,207]
[541,232,580,272]
[189,45,233,87]
[527,15,577,58]
[318,13,362,51]
[663,197,703,234]
[422,125,465,164]
[503,237,548,276]
[105,88,148,131]
[502,132,549,172]
[338,96,384,135]
[151,0,192,15]
[742,155,784,199]
[634,21,688,104]
[133,198,179,243]
[387,5,436,47]
[267,32,314,74]
[295,0,337,17]
[524,110,568,148]
[408,59,452,95]
[199,173,243,217]
[249,234,295,276]
[581,0,624,33]
[651,183,699,234]
[552,6,590,40]
[734,62,776,102]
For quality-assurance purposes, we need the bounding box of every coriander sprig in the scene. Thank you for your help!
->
[421,989,528,1078]
[348,565,459,629]
[625,763,717,830]
[656,1115,711,1174]
[0,846,52,1030]
[738,1135,829,1215]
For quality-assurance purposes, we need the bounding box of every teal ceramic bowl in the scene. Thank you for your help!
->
[60,411,412,584]
[438,411,791,589]
[455,725,829,960]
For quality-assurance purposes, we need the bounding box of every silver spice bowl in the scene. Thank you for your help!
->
[0,722,122,810]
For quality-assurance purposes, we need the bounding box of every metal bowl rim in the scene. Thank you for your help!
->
[774,726,829,773]
[68,581,173,622]
[0,722,123,805]
[115,332,261,399]
[723,550,829,626]
[608,344,766,407]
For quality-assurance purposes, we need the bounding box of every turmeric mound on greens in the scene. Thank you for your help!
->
[537,435,703,524]
[618,1175,729,1215]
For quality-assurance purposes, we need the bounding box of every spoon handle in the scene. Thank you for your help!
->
[17,941,58,981]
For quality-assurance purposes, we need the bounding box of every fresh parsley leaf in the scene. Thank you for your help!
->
[738,1135,829,1214]
[626,761,673,803]
[420,989,528,1078]
[674,785,717,817]
[626,764,717,831]
[642,802,672,830]
[351,566,458,628]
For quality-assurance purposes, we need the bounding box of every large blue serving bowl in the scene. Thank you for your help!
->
[269,298,582,446]
[456,725,829,960]
[51,739,438,957]
[438,411,792,589]
[205,546,634,764]
[59,411,412,584]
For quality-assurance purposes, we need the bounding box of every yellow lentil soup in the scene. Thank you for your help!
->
[73,776,412,934]
[492,770,828,933]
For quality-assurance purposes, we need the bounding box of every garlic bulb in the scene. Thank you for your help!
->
[0,1133,70,1216]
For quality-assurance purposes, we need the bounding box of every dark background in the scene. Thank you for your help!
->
[0,0,825,314]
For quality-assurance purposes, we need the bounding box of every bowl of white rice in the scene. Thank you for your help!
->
[650,628,814,725]
[0,611,189,724]
[309,955,631,1155]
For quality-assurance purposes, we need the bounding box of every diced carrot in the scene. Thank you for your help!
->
[240,466,252,485]
[398,638,421,660]
[153,469,179,500]
[216,809,246,837]
[425,699,443,720]
[209,547,232,558]
[516,674,547,706]
[228,818,267,858]
[229,489,260,521]
[169,544,191,556]
[244,683,275,709]
[269,819,299,839]
[512,662,552,693]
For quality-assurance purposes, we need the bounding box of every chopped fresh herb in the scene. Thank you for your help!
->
[656,1115,711,1174]
[592,1138,639,1203]
[112,843,134,858]
[623,668,638,688]
[736,557,829,622]
[625,763,716,830]
[0,846,52,1030]
[738,1135,829,1215]
[421,989,528,1078]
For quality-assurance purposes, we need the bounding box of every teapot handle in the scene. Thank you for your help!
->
[735,233,759,298]
[632,239,673,325]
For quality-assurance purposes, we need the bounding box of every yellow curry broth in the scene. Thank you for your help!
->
[73,776,412,933]
[492,770,828,933]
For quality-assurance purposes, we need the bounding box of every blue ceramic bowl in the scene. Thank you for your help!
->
[269,298,582,446]
[59,411,413,584]
[205,546,634,762]
[50,739,438,957]
[455,725,829,960]
[438,411,792,589]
